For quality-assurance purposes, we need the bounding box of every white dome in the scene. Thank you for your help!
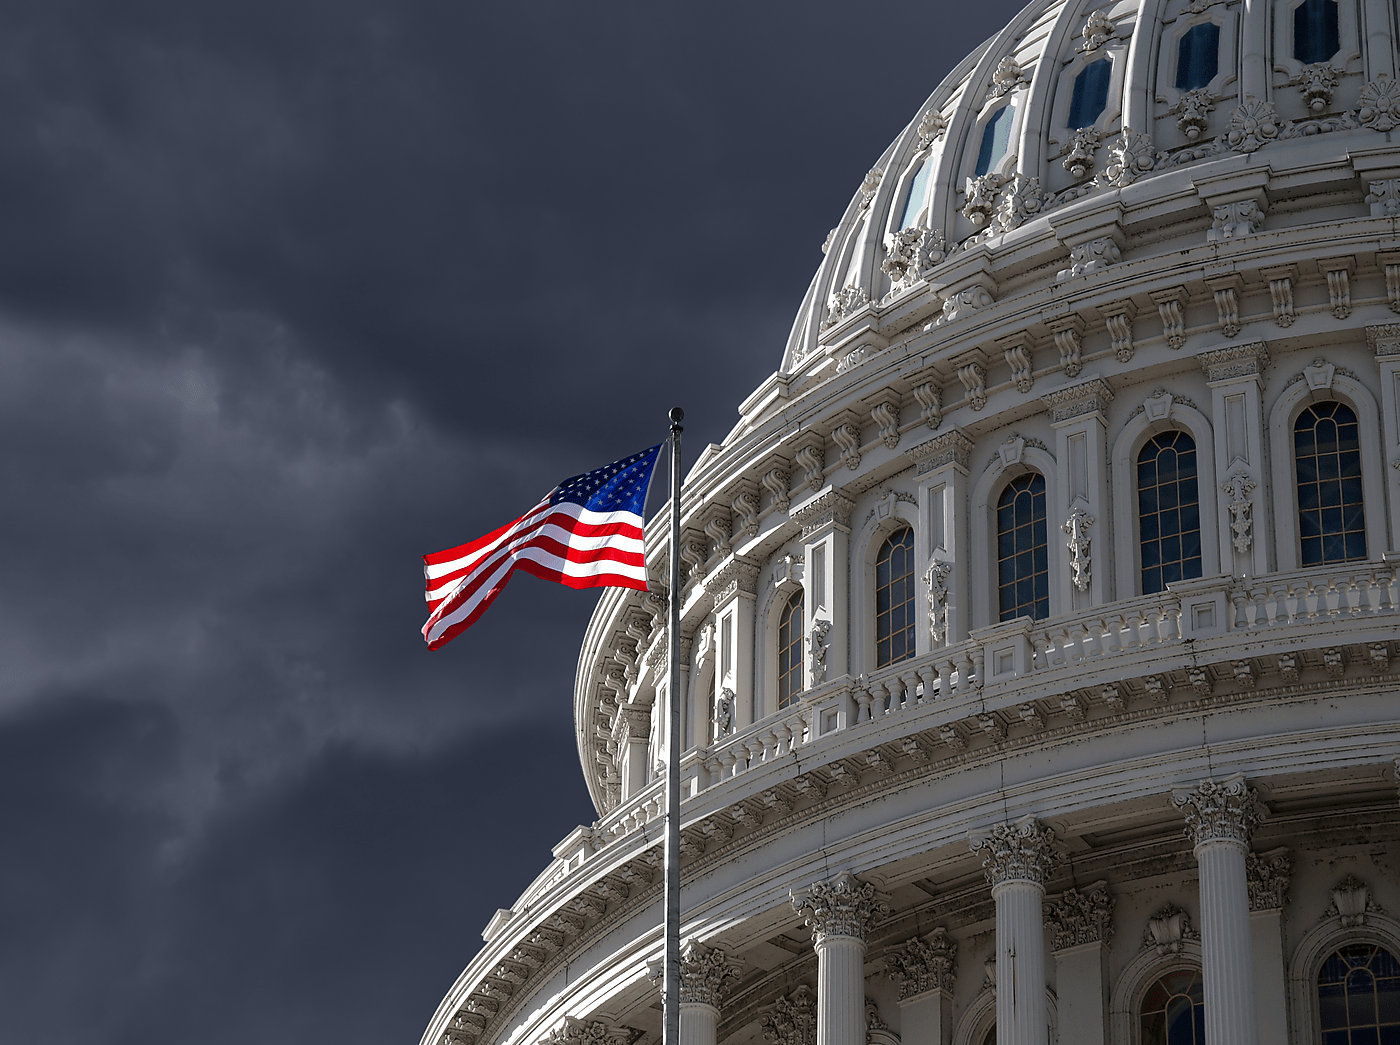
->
[425,2,1400,1044]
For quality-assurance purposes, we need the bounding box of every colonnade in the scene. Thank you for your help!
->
[662,774,1265,1045]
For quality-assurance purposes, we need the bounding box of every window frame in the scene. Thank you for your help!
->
[1273,0,1358,81]
[995,472,1051,623]
[1109,942,1206,1045]
[850,497,921,678]
[875,526,918,668]
[971,443,1065,631]
[1154,9,1238,113]
[1288,909,1400,1045]
[776,587,805,709]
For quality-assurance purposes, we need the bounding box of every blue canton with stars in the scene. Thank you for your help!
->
[550,444,663,515]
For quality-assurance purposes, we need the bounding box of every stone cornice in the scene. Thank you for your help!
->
[790,489,855,538]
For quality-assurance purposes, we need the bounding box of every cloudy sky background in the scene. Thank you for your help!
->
[0,3,1027,1042]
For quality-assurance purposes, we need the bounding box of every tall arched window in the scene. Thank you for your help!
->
[1294,0,1340,63]
[997,474,1049,621]
[975,105,1015,176]
[1139,431,1202,594]
[1295,401,1367,565]
[1317,943,1400,1042]
[777,589,804,708]
[1069,59,1112,128]
[1176,23,1220,90]
[899,158,932,230]
[1140,969,1205,1045]
[876,529,916,667]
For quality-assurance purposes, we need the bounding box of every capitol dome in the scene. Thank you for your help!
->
[423,0,1400,1044]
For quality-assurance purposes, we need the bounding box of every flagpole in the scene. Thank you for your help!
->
[663,406,684,1045]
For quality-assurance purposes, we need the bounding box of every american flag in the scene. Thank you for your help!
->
[421,445,662,649]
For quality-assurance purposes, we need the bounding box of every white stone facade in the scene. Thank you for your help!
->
[421,1,1400,1044]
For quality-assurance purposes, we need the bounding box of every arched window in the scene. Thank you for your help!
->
[1294,0,1340,63]
[1295,401,1367,565]
[777,589,804,708]
[1138,431,1202,594]
[975,105,1015,176]
[899,157,932,230]
[1069,59,1112,128]
[1140,969,1205,1045]
[1317,943,1400,1042]
[996,474,1049,621]
[1175,23,1220,90]
[876,528,916,667]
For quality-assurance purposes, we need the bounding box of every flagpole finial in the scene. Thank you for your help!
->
[669,406,684,428]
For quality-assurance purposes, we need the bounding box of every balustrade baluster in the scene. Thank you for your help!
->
[1161,601,1182,642]
[746,738,764,771]
[1123,609,1145,649]
[853,678,873,723]
[957,648,974,690]
[1032,633,1051,669]
[1105,614,1124,653]
[1270,583,1290,625]
[1250,587,1269,628]
[1229,588,1248,629]
[937,656,956,695]
[900,668,921,707]
[873,680,891,716]
[972,646,985,685]
[720,748,738,779]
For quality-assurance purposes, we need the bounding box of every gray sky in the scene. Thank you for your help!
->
[0,3,1026,1042]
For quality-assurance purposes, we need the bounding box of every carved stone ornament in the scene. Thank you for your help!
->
[794,444,825,493]
[714,687,733,738]
[1003,338,1034,393]
[882,226,948,301]
[808,618,833,685]
[940,288,995,327]
[912,382,943,430]
[1044,881,1115,951]
[859,168,883,210]
[1367,179,1400,218]
[1246,848,1292,912]
[917,109,948,148]
[823,285,871,331]
[969,815,1059,887]
[1151,287,1187,350]
[762,469,791,514]
[1225,96,1281,153]
[1062,127,1101,179]
[791,872,889,944]
[1171,88,1216,141]
[1198,342,1270,383]
[732,489,760,539]
[962,172,1003,227]
[832,424,862,470]
[1267,271,1296,326]
[906,429,973,475]
[1358,75,1400,131]
[1221,471,1257,553]
[1323,875,1385,927]
[1103,302,1136,361]
[886,928,957,998]
[989,56,1027,98]
[646,940,744,1009]
[1040,375,1114,424]
[1142,903,1200,956]
[1209,199,1264,241]
[1057,236,1120,281]
[956,359,988,408]
[925,559,953,644]
[1293,63,1340,112]
[1099,128,1158,187]
[1063,507,1094,591]
[792,490,854,538]
[760,986,817,1045]
[995,174,1045,233]
[1171,774,1263,848]
[540,1018,644,1045]
[872,401,901,449]
[1366,322,1400,355]
[1080,9,1115,51]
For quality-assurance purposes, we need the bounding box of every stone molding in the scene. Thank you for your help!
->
[708,556,762,604]
[885,927,957,998]
[539,1018,643,1045]
[1171,774,1264,847]
[791,872,888,944]
[1367,322,1400,355]
[968,815,1058,887]
[1044,881,1115,950]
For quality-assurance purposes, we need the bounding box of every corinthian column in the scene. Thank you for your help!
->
[648,940,743,1045]
[1171,775,1263,1045]
[968,816,1057,1045]
[791,872,888,1045]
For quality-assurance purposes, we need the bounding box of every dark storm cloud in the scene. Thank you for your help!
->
[0,2,1026,1043]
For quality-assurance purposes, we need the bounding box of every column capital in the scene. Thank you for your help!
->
[1246,848,1292,912]
[969,815,1059,887]
[1043,881,1115,951]
[759,986,816,1045]
[790,872,888,944]
[647,940,744,1010]
[1171,774,1264,848]
[885,927,957,999]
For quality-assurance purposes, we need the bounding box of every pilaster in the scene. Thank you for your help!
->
[792,873,888,1045]
[1199,343,1271,578]
[1367,323,1400,550]
[969,817,1056,1045]
[1248,849,1292,1045]
[905,430,973,648]
[1044,882,1114,1045]
[887,930,957,1045]
[1171,775,1264,1045]
[1040,377,1114,608]
[792,490,854,684]
[706,557,760,731]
